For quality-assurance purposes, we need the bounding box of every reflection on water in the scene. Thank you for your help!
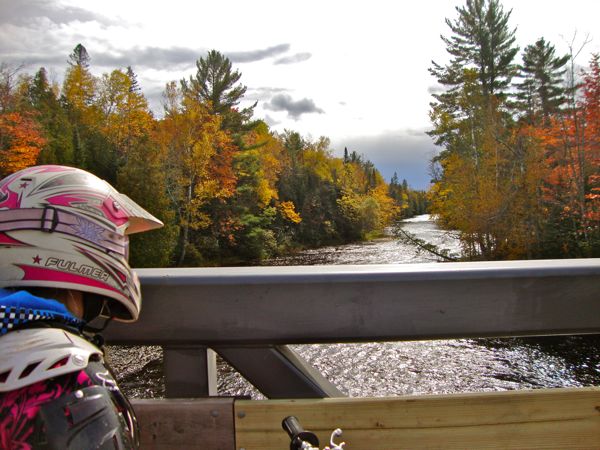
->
[113,215,600,399]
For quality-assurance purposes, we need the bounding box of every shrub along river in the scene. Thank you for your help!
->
[108,215,600,398]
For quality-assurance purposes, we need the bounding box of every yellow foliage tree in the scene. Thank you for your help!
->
[97,69,153,160]
[158,82,236,265]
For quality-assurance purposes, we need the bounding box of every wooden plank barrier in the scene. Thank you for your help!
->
[233,388,600,450]
[131,388,600,449]
[132,398,235,450]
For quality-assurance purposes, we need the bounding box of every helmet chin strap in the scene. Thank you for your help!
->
[82,299,113,334]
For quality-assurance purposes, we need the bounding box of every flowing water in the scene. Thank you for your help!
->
[111,215,600,399]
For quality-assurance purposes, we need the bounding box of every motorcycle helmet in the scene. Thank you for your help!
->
[0,165,163,322]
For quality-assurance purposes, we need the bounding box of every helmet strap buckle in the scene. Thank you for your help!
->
[41,206,59,232]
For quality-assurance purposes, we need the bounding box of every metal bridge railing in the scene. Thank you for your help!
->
[105,259,600,399]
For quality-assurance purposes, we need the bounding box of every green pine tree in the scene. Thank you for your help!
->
[429,0,519,114]
[25,67,74,165]
[513,38,569,124]
[182,50,255,135]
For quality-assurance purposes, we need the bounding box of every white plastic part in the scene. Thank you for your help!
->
[324,428,345,450]
[0,328,102,392]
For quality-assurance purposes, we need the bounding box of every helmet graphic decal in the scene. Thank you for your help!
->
[17,265,121,295]
[69,216,107,247]
[0,233,28,247]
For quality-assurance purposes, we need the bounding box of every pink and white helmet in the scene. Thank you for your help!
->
[0,165,163,322]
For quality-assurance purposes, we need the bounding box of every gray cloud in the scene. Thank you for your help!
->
[92,43,295,70]
[0,0,116,26]
[93,46,201,70]
[0,44,200,74]
[274,52,312,65]
[263,114,281,127]
[226,44,290,63]
[264,94,324,120]
[245,86,290,101]
[332,130,439,190]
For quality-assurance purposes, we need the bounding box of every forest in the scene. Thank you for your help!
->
[0,47,426,267]
[2,0,598,265]
[428,0,600,260]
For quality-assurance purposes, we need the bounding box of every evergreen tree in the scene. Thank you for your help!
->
[69,43,90,68]
[514,38,569,124]
[126,66,141,93]
[25,67,74,165]
[62,44,97,169]
[182,50,255,134]
[429,0,519,116]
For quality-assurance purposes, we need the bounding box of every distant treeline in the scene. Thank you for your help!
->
[0,47,426,266]
[428,0,600,259]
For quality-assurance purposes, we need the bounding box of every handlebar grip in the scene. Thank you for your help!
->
[282,416,319,449]
[282,416,304,438]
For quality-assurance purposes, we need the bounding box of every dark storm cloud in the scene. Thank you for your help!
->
[226,44,290,63]
[333,130,438,190]
[264,94,324,120]
[0,0,115,26]
[274,52,312,65]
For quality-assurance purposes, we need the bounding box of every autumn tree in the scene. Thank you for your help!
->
[63,44,96,115]
[158,81,236,265]
[225,121,289,260]
[537,54,600,256]
[0,112,46,177]
[0,65,47,176]
[427,0,548,259]
[97,68,154,162]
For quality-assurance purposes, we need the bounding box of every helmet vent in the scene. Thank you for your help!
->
[0,371,9,383]
[19,361,41,379]
[50,356,70,370]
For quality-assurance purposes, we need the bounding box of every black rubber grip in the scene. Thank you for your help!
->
[282,415,304,438]
[282,416,319,449]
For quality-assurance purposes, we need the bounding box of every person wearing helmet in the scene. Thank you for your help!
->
[0,165,163,449]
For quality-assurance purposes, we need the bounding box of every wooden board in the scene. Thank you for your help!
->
[234,388,600,449]
[132,398,235,450]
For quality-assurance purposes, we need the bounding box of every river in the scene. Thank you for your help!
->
[110,215,600,398]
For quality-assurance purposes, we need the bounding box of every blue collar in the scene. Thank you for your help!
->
[0,289,85,335]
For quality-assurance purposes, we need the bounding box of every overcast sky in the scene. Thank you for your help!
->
[1,0,599,189]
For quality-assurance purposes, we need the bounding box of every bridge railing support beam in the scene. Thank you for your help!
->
[164,346,217,397]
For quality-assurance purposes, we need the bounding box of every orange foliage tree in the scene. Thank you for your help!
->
[0,112,46,177]
[537,54,600,254]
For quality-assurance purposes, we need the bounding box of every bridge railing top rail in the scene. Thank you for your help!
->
[105,259,600,346]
